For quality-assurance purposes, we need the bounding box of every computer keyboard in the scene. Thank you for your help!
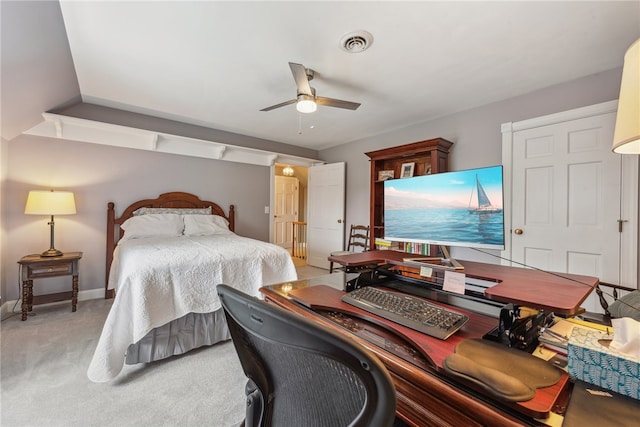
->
[341,286,469,340]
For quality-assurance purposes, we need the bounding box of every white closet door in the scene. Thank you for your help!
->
[503,102,638,311]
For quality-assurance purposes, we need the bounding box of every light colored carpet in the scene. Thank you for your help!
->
[1,298,246,427]
[1,262,330,427]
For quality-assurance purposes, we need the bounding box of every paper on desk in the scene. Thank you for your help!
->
[545,319,576,343]
[443,271,465,295]
[610,317,640,359]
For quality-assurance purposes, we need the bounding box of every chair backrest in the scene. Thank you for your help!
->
[346,225,370,252]
[217,284,397,427]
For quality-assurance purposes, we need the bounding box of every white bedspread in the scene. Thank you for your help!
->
[87,234,297,382]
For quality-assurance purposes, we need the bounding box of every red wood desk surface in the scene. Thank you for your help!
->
[327,250,599,315]
[261,276,572,425]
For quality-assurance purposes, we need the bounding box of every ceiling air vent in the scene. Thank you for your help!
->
[340,30,373,53]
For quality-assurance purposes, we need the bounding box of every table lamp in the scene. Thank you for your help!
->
[612,38,639,154]
[24,190,76,257]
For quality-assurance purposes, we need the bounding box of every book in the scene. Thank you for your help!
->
[375,238,398,250]
[540,341,569,356]
[374,238,393,246]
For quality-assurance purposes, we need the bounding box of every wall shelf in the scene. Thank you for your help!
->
[24,113,323,168]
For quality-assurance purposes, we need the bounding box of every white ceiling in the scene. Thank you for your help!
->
[56,1,639,151]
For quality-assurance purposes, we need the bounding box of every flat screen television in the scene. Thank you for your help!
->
[383,165,505,257]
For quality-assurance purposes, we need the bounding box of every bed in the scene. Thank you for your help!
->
[88,192,297,383]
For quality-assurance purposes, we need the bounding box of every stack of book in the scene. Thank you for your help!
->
[400,242,430,255]
[374,238,399,250]
[538,318,576,355]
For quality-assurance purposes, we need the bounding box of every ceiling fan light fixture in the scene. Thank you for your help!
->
[340,30,374,53]
[296,94,317,113]
[282,166,294,176]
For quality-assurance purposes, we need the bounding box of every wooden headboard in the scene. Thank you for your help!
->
[105,192,235,298]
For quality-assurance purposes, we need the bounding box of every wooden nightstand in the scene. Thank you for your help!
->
[17,252,83,321]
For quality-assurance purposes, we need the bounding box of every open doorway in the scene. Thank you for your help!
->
[274,163,309,266]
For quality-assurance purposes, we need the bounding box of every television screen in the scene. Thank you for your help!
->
[384,165,505,250]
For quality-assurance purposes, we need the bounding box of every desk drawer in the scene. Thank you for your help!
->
[27,262,73,278]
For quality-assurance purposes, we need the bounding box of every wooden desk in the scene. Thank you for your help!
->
[261,274,566,426]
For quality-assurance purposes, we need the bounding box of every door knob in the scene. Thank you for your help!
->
[514,229,523,235]
[337,219,343,223]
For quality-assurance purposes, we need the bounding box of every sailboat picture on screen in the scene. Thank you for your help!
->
[384,165,505,250]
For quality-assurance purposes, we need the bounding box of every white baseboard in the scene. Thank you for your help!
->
[1,287,106,319]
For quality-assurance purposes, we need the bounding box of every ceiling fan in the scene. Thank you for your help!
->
[260,62,361,113]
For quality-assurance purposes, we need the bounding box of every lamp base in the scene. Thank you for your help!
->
[41,248,63,257]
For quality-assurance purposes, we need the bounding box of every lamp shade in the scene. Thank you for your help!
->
[25,190,76,215]
[612,38,640,154]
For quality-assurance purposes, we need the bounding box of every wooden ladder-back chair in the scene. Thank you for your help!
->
[329,225,371,273]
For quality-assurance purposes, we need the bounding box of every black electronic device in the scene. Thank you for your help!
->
[384,165,505,251]
[344,266,393,292]
[485,304,554,352]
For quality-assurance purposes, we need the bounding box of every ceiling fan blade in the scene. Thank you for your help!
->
[289,62,313,96]
[315,96,361,111]
[260,99,297,112]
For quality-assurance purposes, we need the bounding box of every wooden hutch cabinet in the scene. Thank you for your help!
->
[365,138,454,251]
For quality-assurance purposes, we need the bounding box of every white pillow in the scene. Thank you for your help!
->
[183,215,232,236]
[121,214,184,240]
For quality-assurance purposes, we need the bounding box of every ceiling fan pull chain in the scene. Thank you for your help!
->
[298,113,303,135]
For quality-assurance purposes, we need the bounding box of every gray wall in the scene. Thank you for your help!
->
[1,0,81,140]
[4,135,272,302]
[319,68,626,263]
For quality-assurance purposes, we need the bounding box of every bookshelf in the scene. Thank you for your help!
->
[365,138,453,253]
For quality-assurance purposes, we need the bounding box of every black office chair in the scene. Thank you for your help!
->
[216,284,397,427]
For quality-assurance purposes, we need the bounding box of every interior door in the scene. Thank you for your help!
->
[274,176,299,248]
[307,162,346,269]
[505,103,638,311]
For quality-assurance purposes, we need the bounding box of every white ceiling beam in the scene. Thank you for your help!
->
[24,113,324,168]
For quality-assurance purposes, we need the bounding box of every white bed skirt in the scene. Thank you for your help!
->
[125,309,231,364]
